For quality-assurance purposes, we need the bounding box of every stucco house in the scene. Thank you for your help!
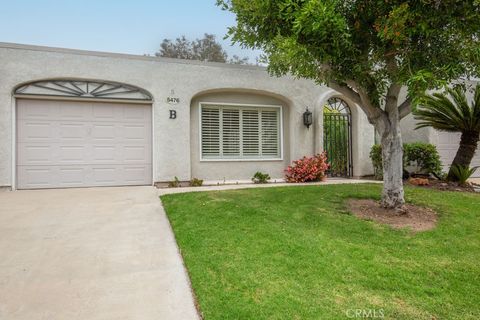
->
[0,42,376,190]
[400,80,480,178]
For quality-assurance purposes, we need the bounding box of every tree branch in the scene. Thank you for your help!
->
[385,83,402,114]
[329,80,389,134]
[398,98,412,119]
[328,81,362,105]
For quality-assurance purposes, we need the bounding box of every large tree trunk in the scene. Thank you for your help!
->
[380,117,405,209]
[328,80,407,209]
[377,83,405,209]
[447,130,480,181]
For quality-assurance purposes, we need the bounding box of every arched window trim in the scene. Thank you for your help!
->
[14,79,153,101]
[324,97,351,115]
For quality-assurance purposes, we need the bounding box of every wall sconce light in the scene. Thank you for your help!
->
[303,107,313,129]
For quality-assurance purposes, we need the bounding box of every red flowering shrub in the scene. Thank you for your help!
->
[285,152,330,183]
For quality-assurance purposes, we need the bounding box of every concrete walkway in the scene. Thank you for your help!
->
[470,177,480,184]
[0,186,199,320]
[158,178,380,195]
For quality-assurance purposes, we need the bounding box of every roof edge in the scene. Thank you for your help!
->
[0,42,268,71]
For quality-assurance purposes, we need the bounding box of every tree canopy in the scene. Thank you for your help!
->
[155,33,253,64]
[218,0,480,111]
[217,0,480,208]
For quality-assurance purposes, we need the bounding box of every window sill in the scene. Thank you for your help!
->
[200,158,284,162]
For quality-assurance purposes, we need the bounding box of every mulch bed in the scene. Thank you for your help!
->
[347,199,438,232]
[406,179,479,193]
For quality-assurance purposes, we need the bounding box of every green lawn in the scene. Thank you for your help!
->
[161,184,480,320]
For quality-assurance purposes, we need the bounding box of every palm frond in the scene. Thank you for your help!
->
[414,85,480,133]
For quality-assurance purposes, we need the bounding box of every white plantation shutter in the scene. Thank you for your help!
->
[242,110,260,156]
[222,109,240,156]
[201,104,281,159]
[261,110,279,156]
[201,107,220,157]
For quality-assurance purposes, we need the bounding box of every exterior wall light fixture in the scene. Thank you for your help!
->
[303,107,313,129]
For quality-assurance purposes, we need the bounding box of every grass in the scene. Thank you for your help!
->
[161,184,480,319]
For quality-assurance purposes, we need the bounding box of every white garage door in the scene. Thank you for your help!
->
[16,99,152,189]
[436,131,480,178]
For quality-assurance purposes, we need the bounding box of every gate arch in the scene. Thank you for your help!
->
[323,97,353,177]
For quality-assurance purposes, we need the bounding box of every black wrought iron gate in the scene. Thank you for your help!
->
[323,97,353,177]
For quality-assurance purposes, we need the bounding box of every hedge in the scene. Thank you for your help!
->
[370,142,442,179]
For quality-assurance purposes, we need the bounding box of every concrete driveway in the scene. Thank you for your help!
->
[0,187,199,320]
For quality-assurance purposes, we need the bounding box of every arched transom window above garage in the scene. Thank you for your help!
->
[14,79,153,101]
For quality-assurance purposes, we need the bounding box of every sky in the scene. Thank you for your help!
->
[0,0,261,60]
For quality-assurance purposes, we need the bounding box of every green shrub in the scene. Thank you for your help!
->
[450,165,478,185]
[189,178,203,187]
[168,176,181,188]
[252,171,270,184]
[404,143,443,176]
[370,142,442,179]
[370,145,383,179]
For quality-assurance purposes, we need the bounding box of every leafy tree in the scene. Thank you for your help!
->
[415,84,480,181]
[156,35,198,60]
[217,0,480,208]
[229,54,250,64]
[156,33,252,64]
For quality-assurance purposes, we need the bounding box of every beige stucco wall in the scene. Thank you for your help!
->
[0,42,375,188]
[400,113,433,144]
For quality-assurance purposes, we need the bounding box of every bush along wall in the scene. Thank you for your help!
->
[370,142,442,179]
[285,152,329,183]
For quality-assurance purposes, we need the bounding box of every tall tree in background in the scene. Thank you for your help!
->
[217,0,480,209]
[156,33,251,64]
[156,35,198,60]
[415,84,480,181]
[229,54,250,65]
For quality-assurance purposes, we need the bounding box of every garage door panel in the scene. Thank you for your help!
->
[123,124,150,140]
[93,103,118,119]
[17,145,53,165]
[91,145,116,161]
[91,124,116,140]
[59,123,89,140]
[17,99,152,189]
[59,102,92,120]
[123,166,152,183]
[18,163,152,189]
[18,121,54,140]
[58,167,88,186]
[92,167,118,184]
[123,104,151,121]
[58,146,86,163]
[18,144,151,166]
[17,167,55,188]
[17,100,58,119]
[123,146,148,161]
[18,121,89,143]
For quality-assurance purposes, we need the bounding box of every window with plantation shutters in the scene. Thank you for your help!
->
[201,107,220,157]
[200,104,281,160]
